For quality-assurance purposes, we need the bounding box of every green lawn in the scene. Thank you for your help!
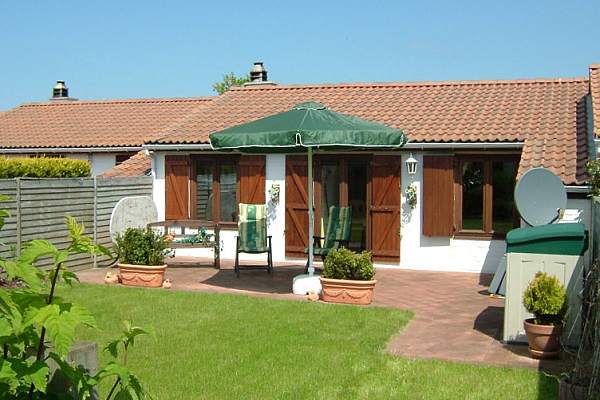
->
[62,284,557,399]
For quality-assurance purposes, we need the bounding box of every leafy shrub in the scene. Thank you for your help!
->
[523,271,568,325]
[323,247,374,281]
[0,196,150,399]
[115,228,168,266]
[0,157,91,178]
[587,159,600,197]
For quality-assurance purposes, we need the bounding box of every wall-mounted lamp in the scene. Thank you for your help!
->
[406,153,418,175]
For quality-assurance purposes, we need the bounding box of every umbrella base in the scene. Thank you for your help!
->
[292,274,322,295]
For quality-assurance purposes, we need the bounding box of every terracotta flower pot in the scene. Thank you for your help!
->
[559,378,588,400]
[319,277,377,305]
[118,263,167,288]
[523,318,562,359]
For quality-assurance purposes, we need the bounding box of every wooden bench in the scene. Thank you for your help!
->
[147,220,221,269]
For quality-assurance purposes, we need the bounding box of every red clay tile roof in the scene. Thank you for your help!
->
[150,78,591,185]
[100,150,151,177]
[590,64,600,138]
[0,97,212,149]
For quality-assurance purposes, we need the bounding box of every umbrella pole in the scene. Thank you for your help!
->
[307,147,315,276]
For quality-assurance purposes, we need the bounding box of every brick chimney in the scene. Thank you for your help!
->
[50,80,77,101]
[244,62,276,87]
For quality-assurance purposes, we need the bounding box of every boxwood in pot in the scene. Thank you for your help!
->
[115,228,170,288]
[320,248,377,305]
[522,271,568,358]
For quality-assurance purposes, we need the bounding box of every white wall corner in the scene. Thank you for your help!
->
[265,154,286,261]
[152,152,166,221]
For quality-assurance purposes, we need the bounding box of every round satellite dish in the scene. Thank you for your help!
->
[514,168,566,226]
[109,196,158,241]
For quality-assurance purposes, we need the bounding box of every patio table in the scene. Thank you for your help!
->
[147,220,220,269]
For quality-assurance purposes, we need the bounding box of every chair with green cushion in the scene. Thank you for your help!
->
[304,206,352,273]
[235,203,273,277]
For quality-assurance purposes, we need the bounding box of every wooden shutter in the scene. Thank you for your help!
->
[369,155,401,261]
[285,156,309,258]
[165,155,190,220]
[422,156,454,236]
[239,155,266,204]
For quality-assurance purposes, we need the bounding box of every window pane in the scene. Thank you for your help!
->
[492,161,518,234]
[196,165,213,220]
[320,162,340,236]
[462,161,484,230]
[220,164,237,222]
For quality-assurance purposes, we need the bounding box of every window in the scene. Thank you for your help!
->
[456,156,519,237]
[28,153,65,158]
[115,153,136,165]
[193,157,238,223]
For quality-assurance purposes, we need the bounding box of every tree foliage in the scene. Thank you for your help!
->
[212,73,250,95]
[0,195,151,399]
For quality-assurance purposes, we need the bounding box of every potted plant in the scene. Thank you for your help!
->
[320,248,377,305]
[115,227,169,288]
[522,271,568,358]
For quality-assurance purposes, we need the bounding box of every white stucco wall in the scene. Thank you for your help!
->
[150,151,592,274]
[151,152,166,221]
[65,153,116,176]
[91,153,117,176]
[398,152,507,273]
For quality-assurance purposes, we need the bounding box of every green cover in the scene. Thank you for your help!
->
[238,203,268,253]
[506,223,588,255]
[210,102,408,151]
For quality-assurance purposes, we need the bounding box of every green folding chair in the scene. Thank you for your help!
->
[235,203,273,277]
[305,206,352,273]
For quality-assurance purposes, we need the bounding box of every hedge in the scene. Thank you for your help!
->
[0,157,91,178]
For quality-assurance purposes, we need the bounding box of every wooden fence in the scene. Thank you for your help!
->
[0,177,153,270]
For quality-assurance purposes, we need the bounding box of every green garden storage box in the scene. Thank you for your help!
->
[503,223,587,345]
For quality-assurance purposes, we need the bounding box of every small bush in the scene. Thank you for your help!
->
[115,227,169,266]
[0,157,91,178]
[523,271,568,325]
[323,247,374,281]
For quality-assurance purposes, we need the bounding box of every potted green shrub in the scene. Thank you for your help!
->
[522,271,568,358]
[115,227,169,288]
[320,248,377,305]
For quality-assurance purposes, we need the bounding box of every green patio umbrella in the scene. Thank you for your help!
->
[210,102,407,279]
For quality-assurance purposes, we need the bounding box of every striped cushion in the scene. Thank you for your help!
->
[238,203,269,253]
[305,206,352,254]
[322,206,352,249]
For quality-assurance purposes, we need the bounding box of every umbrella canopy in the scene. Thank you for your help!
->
[210,101,407,151]
[209,101,407,280]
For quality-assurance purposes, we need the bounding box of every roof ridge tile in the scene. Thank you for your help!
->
[229,77,589,92]
[19,96,213,108]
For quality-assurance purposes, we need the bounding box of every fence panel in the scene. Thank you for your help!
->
[95,177,154,266]
[0,177,153,271]
[0,180,18,260]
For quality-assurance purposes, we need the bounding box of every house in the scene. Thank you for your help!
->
[132,63,598,274]
[0,81,213,175]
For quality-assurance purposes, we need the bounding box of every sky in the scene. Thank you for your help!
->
[1,0,599,110]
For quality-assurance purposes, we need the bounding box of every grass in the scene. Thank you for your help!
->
[62,284,557,399]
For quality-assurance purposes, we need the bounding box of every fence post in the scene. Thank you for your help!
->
[15,178,21,257]
[93,176,98,268]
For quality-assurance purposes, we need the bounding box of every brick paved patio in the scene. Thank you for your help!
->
[77,257,568,372]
